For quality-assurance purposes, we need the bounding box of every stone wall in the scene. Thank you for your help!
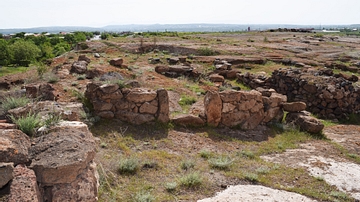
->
[237,68,360,119]
[204,90,286,129]
[85,82,170,125]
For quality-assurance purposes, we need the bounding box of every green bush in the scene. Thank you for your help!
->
[197,47,216,56]
[179,172,203,188]
[36,62,48,78]
[9,112,41,136]
[118,157,140,175]
[164,182,177,192]
[1,96,31,112]
[244,172,258,182]
[208,156,233,170]
[43,113,61,128]
[9,39,41,66]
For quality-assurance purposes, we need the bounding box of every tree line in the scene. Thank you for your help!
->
[0,31,97,67]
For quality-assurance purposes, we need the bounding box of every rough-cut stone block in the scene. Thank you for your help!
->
[283,102,307,112]
[29,127,96,185]
[157,88,170,123]
[8,164,41,202]
[205,91,222,127]
[0,129,31,165]
[0,162,14,188]
[126,88,157,103]
[286,111,324,133]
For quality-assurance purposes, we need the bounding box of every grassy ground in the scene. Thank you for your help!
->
[92,119,354,202]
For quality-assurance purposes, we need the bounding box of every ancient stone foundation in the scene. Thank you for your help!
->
[237,68,360,119]
[85,82,170,125]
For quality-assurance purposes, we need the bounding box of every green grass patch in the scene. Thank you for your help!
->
[208,156,233,170]
[0,66,30,77]
[9,112,41,136]
[1,96,31,112]
[179,172,203,188]
[118,156,140,175]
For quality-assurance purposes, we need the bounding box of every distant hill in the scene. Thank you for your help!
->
[0,24,357,35]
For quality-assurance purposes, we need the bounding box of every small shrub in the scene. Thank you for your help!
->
[179,95,197,106]
[179,172,203,188]
[118,157,140,175]
[77,74,86,80]
[36,63,48,78]
[43,113,61,128]
[164,182,177,192]
[239,150,255,159]
[198,47,216,56]
[263,36,269,42]
[44,72,59,84]
[9,112,41,136]
[133,191,155,202]
[244,172,258,182]
[199,149,212,159]
[247,38,255,42]
[142,160,159,169]
[1,96,31,112]
[208,156,233,170]
[255,166,270,174]
[180,159,195,170]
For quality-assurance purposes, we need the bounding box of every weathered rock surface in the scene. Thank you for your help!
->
[204,91,222,127]
[286,111,324,133]
[282,102,307,112]
[157,88,170,123]
[78,55,91,63]
[70,61,88,74]
[0,162,14,188]
[0,129,31,165]
[109,58,123,67]
[0,123,16,129]
[8,164,41,202]
[172,114,205,127]
[29,125,96,185]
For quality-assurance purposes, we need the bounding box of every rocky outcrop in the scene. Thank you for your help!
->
[85,82,170,125]
[155,65,200,78]
[0,129,31,165]
[8,101,84,122]
[286,111,324,133]
[8,165,41,202]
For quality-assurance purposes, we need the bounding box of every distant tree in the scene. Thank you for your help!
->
[0,39,12,65]
[73,32,87,42]
[64,34,76,45]
[101,32,109,40]
[0,33,3,39]
[53,42,71,56]
[9,39,41,66]
[50,36,61,46]
[14,32,25,38]
[93,31,101,35]
[39,42,54,60]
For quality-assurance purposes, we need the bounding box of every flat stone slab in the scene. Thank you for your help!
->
[198,185,317,202]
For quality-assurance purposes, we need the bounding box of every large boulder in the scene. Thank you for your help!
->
[0,129,31,165]
[0,162,14,188]
[86,67,106,79]
[8,165,41,202]
[29,124,96,185]
[285,111,324,133]
[109,58,123,67]
[204,91,222,127]
[70,61,88,74]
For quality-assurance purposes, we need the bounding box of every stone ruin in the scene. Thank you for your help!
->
[85,82,324,134]
[237,67,360,120]
[85,82,170,125]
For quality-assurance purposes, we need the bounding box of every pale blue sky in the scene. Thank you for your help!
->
[1,0,359,28]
